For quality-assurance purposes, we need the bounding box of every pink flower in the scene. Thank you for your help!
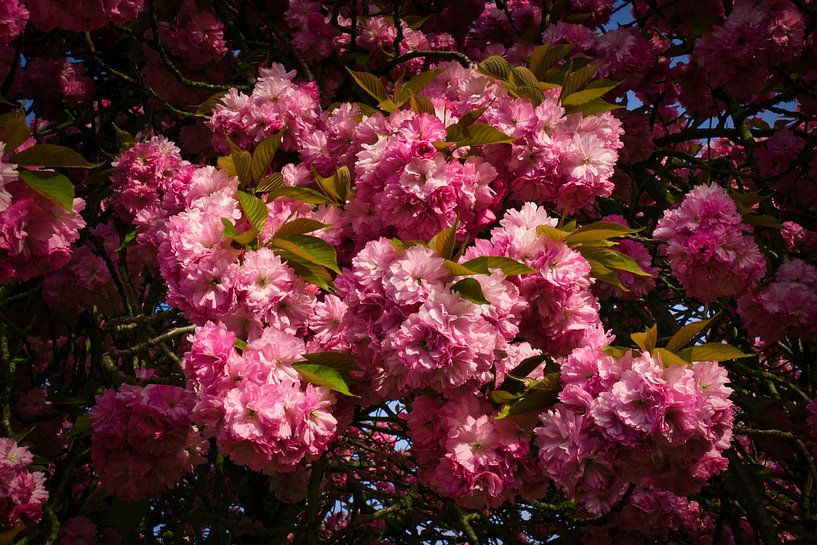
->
[89,385,207,501]
[654,183,766,302]
[739,259,817,342]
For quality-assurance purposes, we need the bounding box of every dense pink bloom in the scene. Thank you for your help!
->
[209,63,321,153]
[0,0,27,46]
[14,58,94,120]
[89,384,208,501]
[654,184,766,302]
[58,517,97,545]
[465,203,603,355]
[0,180,86,284]
[0,438,48,530]
[536,348,734,514]
[159,0,228,71]
[694,0,805,99]
[184,324,338,474]
[27,0,144,31]
[408,392,538,509]
[739,259,817,342]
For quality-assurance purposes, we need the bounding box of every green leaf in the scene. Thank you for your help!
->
[451,277,489,305]
[114,230,137,253]
[631,324,657,353]
[274,218,327,239]
[268,185,336,205]
[458,107,487,128]
[271,234,340,273]
[460,123,516,146]
[301,352,359,372]
[69,414,91,438]
[196,90,228,115]
[677,343,753,362]
[112,124,134,152]
[378,99,400,113]
[559,64,598,102]
[567,221,642,243]
[490,389,523,404]
[478,55,515,82]
[346,68,388,103]
[18,170,75,211]
[742,214,782,228]
[255,172,285,193]
[233,338,248,350]
[513,85,545,106]
[217,155,237,177]
[282,253,335,292]
[403,14,431,29]
[313,166,351,203]
[504,374,561,417]
[292,363,357,396]
[462,256,537,275]
[529,44,574,79]
[537,224,572,241]
[444,259,476,276]
[600,345,628,358]
[12,144,98,169]
[654,347,690,366]
[564,98,623,116]
[562,80,619,107]
[666,317,714,353]
[232,149,252,184]
[237,190,268,233]
[510,66,540,88]
[401,68,446,100]
[428,220,458,260]
[504,354,551,389]
[221,218,257,245]
[409,95,436,115]
[1,115,30,152]
[580,247,652,276]
[250,132,283,183]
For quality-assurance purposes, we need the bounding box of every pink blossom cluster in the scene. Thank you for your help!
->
[337,237,527,399]
[41,223,148,316]
[332,15,455,75]
[155,167,333,334]
[653,183,766,302]
[0,144,86,284]
[111,136,192,255]
[485,92,622,213]
[27,0,144,31]
[738,259,817,343]
[326,108,499,242]
[407,392,544,509]
[297,63,621,241]
[0,438,48,531]
[284,0,339,63]
[0,0,27,46]
[89,383,208,501]
[208,63,321,153]
[58,517,97,545]
[158,0,228,72]
[14,58,94,120]
[694,0,806,99]
[183,322,337,475]
[756,129,817,207]
[465,203,603,355]
[583,478,715,543]
[535,347,734,515]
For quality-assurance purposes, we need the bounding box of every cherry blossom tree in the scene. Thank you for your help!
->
[1,1,817,544]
